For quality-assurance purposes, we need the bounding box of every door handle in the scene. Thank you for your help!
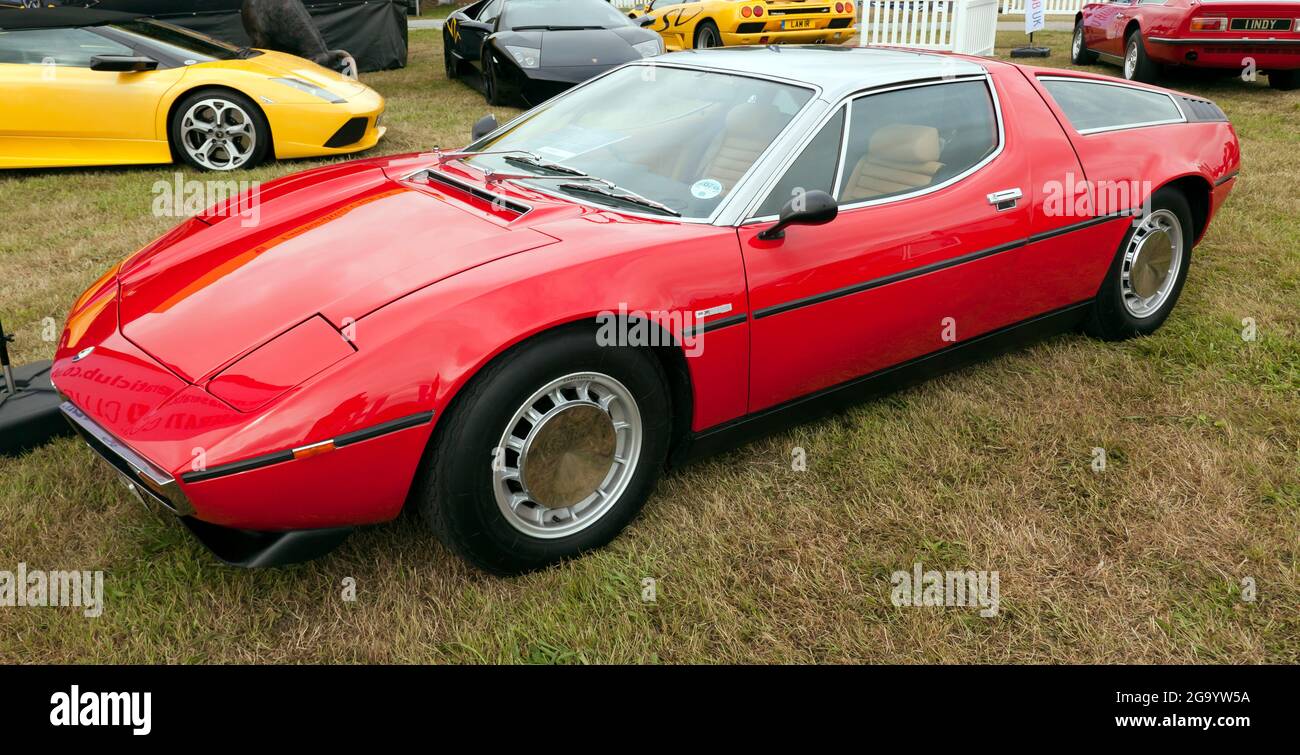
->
[987,188,1022,211]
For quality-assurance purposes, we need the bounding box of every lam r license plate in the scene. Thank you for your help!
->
[783,19,814,29]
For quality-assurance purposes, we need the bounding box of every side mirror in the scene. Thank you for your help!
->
[758,190,838,241]
[89,55,159,73]
[471,114,498,142]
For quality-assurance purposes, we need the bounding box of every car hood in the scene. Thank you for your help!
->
[227,49,370,99]
[502,27,655,67]
[117,161,560,384]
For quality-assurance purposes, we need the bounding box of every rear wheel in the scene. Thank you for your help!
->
[418,327,672,574]
[1071,21,1098,65]
[1268,69,1300,90]
[1085,188,1193,340]
[694,20,722,49]
[1122,29,1159,83]
[170,90,270,172]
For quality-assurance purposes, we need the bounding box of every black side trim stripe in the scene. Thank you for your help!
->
[182,411,435,484]
[183,450,293,484]
[754,215,1125,320]
[1215,170,1239,187]
[697,314,748,335]
[335,411,435,447]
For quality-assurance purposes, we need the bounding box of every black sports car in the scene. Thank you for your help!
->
[444,0,663,106]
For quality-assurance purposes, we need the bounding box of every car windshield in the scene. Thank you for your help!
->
[465,66,814,218]
[108,19,247,62]
[503,0,636,30]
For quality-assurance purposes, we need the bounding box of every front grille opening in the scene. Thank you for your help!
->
[325,117,369,148]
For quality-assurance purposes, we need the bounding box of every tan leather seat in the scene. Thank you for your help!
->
[840,124,945,202]
[695,103,784,192]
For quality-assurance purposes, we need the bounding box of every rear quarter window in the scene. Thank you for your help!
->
[1039,78,1184,134]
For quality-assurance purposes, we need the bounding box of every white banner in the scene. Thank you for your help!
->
[1025,0,1046,34]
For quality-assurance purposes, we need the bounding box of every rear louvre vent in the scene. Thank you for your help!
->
[1179,96,1227,123]
[415,171,532,218]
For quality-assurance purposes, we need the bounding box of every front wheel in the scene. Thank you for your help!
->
[418,328,672,574]
[1071,22,1098,65]
[1122,31,1159,83]
[1084,189,1193,341]
[1268,69,1300,90]
[169,90,270,172]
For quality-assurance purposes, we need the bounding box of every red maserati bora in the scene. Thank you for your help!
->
[1074,0,1300,88]
[52,47,1240,574]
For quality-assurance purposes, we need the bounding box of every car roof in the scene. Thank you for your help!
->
[652,45,989,98]
[0,9,142,31]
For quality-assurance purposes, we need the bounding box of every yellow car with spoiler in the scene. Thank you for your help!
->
[628,0,858,50]
[0,9,385,171]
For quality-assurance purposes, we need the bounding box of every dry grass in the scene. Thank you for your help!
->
[0,29,1296,663]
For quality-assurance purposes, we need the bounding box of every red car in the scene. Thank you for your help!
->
[52,47,1240,574]
[1074,0,1300,88]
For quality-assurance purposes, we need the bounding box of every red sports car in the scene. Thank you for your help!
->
[51,47,1241,574]
[1073,0,1300,88]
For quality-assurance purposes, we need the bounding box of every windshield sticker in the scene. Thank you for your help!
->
[691,179,723,200]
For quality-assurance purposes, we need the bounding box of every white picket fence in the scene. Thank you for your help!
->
[1000,0,1084,16]
[609,0,1000,57]
[860,0,999,57]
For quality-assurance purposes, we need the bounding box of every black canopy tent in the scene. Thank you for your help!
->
[37,1,409,72]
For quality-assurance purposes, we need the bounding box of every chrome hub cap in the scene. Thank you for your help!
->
[1072,28,1082,58]
[1124,40,1137,78]
[1121,208,1183,318]
[181,98,256,170]
[493,372,642,538]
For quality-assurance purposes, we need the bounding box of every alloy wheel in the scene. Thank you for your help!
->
[492,372,643,539]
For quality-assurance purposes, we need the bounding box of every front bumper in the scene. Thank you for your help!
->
[268,87,388,160]
[60,399,355,567]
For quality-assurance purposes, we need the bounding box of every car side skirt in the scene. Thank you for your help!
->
[672,300,1093,466]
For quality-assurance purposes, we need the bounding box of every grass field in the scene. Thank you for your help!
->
[1,29,1296,664]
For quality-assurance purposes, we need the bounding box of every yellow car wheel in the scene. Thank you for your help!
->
[694,20,722,49]
[169,90,271,172]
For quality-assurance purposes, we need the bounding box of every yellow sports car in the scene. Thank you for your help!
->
[0,9,385,171]
[629,0,858,51]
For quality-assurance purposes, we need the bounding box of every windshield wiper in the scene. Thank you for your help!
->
[502,154,588,177]
[557,181,681,217]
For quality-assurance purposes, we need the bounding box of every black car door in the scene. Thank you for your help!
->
[456,0,504,65]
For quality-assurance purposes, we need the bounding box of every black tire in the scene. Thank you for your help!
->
[169,89,270,172]
[1123,29,1159,83]
[483,51,504,106]
[417,327,672,575]
[1084,188,1194,341]
[694,20,722,49]
[1268,69,1300,91]
[1071,21,1098,65]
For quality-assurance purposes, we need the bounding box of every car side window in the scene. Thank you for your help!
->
[480,0,505,24]
[834,80,998,205]
[1039,78,1183,133]
[756,107,846,218]
[0,28,132,67]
